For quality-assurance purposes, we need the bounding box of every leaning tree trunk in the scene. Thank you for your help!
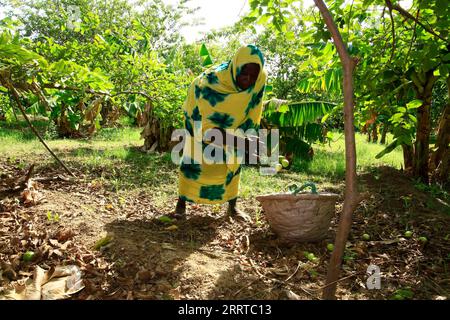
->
[430,76,450,184]
[314,0,360,300]
[411,70,437,184]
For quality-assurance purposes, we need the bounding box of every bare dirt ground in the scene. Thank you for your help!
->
[1,159,449,300]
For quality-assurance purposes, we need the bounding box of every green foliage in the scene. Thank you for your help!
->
[390,288,414,300]
[94,235,113,250]
[376,99,422,158]
[247,0,296,33]
[199,43,213,67]
[298,67,343,95]
[22,251,35,262]
[46,211,60,222]
[1,0,448,181]
[263,99,336,157]
[303,251,319,263]
[264,100,336,127]
[158,216,174,224]
[247,0,449,180]
[1,0,200,138]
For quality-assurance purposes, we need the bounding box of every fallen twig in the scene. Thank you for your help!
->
[233,278,260,297]
[24,164,35,185]
[249,258,268,280]
[311,272,363,292]
[284,261,303,283]
[33,175,75,183]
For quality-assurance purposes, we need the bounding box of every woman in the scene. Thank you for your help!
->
[174,45,267,221]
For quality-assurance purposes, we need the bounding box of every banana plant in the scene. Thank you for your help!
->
[262,98,337,158]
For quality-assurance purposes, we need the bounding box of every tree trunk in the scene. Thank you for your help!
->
[100,99,112,126]
[411,70,436,184]
[414,100,431,182]
[430,103,450,170]
[140,101,175,152]
[314,0,360,300]
[402,144,414,171]
[434,150,449,186]
[380,123,388,144]
[372,124,378,143]
[430,77,450,184]
[367,129,371,142]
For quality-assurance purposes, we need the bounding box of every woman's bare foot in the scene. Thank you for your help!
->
[227,198,252,222]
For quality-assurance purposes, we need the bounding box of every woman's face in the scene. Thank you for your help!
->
[236,63,260,90]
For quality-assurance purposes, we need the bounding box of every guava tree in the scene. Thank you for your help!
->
[3,0,196,148]
[246,0,359,299]
[352,0,449,184]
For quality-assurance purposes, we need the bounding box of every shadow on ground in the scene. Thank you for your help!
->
[100,212,226,299]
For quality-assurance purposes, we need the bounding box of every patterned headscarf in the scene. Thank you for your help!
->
[183,44,267,137]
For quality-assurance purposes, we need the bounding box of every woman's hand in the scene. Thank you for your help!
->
[205,127,263,163]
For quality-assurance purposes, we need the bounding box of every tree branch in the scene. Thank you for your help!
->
[345,0,354,44]
[41,84,153,101]
[111,91,153,100]
[313,0,355,68]
[313,0,360,300]
[387,5,396,64]
[410,71,424,93]
[405,9,419,62]
[385,0,449,44]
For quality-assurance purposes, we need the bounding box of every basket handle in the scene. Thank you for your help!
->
[288,182,318,195]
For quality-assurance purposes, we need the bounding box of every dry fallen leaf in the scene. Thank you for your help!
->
[20,180,44,206]
[126,291,133,300]
[0,265,84,300]
[0,266,46,300]
[53,228,76,242]
[41,266,84,300]
[0,262,17,281]
[285,290,301,300]
[169,287,181,300]
[49,239,59,247]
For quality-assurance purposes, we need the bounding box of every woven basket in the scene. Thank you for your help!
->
[256,192,339,242]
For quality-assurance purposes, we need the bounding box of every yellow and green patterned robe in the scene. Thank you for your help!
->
[178,45,267,204]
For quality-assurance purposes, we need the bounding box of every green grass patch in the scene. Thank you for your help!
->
[291,132,403,180]
[0,119,50,141]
